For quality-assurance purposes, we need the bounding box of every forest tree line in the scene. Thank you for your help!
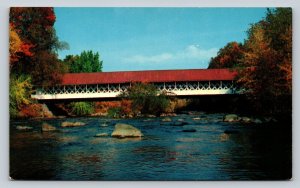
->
[208,8,292,117]
[9,8,103,117]
[9,8,292,118]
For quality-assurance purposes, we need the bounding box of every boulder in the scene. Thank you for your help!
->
[188,111,196,115]
[160,113,177,117]
[94,133,109,137]
[16,126,33,131]
[223,114,240,122]
[143,119,153,122]
[253,118,263,124]
[146,114,156,118]
[100,123,108,127]
[241,117,252,123]
[264,117,278,123]
[42,123,57,132]
[111,123,143,138]
[41,104,54,118]
[162,117,172,122]
[61,121,86,127]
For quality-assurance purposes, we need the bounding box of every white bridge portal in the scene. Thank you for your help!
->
[31,80,237,100]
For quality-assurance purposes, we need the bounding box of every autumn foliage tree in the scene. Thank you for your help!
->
[238,8,292,116]
[208,42,244,69]
[9,7,68,118]
[237,23,281,114]
[209,8,292,116]
[9,7,68,86]
[9,24,35,70]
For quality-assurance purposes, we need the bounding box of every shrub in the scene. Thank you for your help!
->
[120,99,132,116]
[19,103,43,118]
[9,74,32,118]
[119,83,170,115]
[107,107,122,118]
[70,102,94,116]
[163,98,190,113]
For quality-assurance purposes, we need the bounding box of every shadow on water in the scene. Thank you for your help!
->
[220,124,292,180]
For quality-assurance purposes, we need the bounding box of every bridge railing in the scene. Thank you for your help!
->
[31,80,238,100]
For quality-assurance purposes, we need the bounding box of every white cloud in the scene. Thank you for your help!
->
[124,53,173,63]
[123,45,218,64]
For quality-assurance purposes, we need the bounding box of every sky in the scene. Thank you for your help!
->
[54,8,267,72]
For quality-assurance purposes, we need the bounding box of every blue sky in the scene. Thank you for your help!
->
[54,8,267,72]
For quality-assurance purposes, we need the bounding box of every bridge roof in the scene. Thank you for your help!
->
[61,69,237,85]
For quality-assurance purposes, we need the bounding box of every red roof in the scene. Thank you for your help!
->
[61,69,237,85]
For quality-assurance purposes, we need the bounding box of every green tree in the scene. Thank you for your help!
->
[119,83,169,115]
[65,50,103,73]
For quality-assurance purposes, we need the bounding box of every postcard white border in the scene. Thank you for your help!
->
[0,1,299,188]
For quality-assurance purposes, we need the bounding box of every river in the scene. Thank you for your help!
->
[9,112,292,180]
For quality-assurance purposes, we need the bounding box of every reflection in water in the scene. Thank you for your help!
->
[10,115,291,180]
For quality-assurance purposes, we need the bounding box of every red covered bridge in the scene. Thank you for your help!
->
[32,69,238,100]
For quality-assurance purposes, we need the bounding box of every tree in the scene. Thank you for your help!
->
[208,42,244,69]
[10,7,61,53]
[237,8,292,115]
[9,25,34,69]
[237,23,279,113]
[9,7,68,86]
[31,51,67,86]
[64,50,103,73]
[263,8,292,95]
[119,83,169,115]
[208,8,292,116]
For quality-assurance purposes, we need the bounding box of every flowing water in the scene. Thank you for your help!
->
[10,113,292,180]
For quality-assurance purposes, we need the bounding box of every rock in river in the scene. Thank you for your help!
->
[223,114,240,122]
[162,117,172,122]
[94,133,109,137]
[16,125,33,131]
[111,123,143,138]
[61,121,86,127]
[252,118,263,124]
[42,123,57,132]
[240,117,252,123]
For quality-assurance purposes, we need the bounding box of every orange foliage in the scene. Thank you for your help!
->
[19,104,43,118]
[9,25,34,66]
[94,101,121,114]
[94,100,133,116]
[120,99,132,115]
[20,43,34,57]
